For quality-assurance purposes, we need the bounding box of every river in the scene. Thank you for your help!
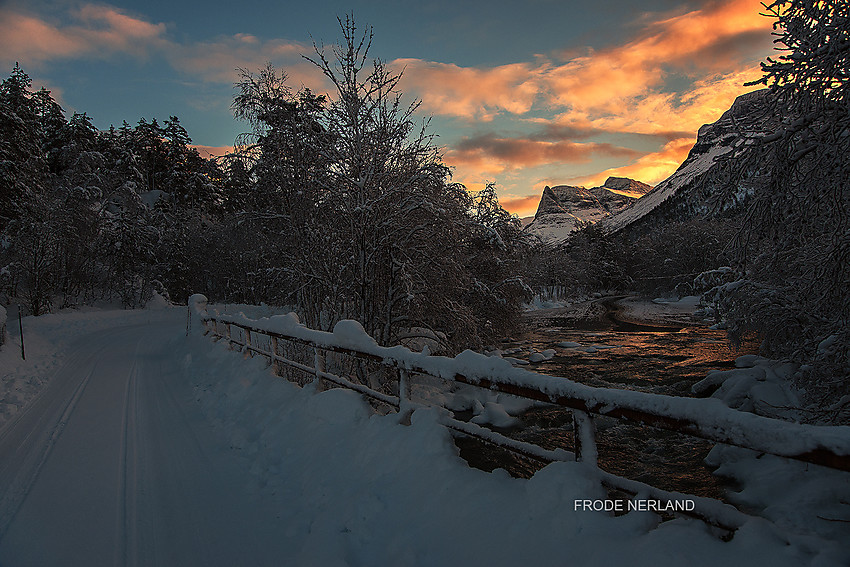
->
[455,296,759,501]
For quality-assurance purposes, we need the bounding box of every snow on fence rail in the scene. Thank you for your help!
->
[192,299,850,531]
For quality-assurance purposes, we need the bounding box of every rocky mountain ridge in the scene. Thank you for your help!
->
[523,88,775,244]
[523,177,652,245]
[601,89,774,235]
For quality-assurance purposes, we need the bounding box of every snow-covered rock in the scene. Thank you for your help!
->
[470,401,520,428]
[691,355,802,421]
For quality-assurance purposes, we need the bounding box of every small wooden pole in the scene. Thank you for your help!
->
[244,328,252,358]
[573,410,598,467]
[398,369,413,425]
[313,348,325,390]
[271,336,280,375]
[18,305,25,360]
[398,369,410,404]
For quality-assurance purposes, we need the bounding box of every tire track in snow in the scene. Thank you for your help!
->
[1,316,293,565]
[115,340,142,567]
[0,353,98,541]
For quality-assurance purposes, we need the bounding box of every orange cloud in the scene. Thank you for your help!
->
[446,134,640,174]
[566,137,696,188]
[0,4,326,92]
[391,0,772,130]
[499,194,542,217]
[555,66,764,136]
[542,0,772,138]
[393,58,546,121]
[0,4,167,67]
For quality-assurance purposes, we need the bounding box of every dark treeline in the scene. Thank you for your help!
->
[0,63,224,315]
[524,219,741,301]
[0,19,530,352]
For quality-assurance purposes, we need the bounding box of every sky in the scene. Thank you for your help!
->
[0,0,777,217]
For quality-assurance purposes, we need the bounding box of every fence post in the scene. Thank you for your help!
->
[244,328,252,358]
[225,323,232,348]
[271,336,280,375]
[398,369,413,425]
[18,305,25,361]
[573,410,598,467]
[313,348,325,390]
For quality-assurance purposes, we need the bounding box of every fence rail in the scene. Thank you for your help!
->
[197,307,850,532]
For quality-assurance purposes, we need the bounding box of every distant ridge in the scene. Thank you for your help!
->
[523,177,651,245]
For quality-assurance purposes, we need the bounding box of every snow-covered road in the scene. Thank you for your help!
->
[0,306,846,566]
[0,314,289,566]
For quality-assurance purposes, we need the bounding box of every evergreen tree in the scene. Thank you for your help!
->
[0,64,46,228]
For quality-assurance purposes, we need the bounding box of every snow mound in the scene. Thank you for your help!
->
[692,356,802,420]
[333,319,379,350]
[471,401,520,428]
[145,291,170,310]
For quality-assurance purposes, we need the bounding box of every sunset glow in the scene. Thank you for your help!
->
[1,0,777,218]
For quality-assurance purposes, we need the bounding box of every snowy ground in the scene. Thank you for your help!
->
[0,305,848,566]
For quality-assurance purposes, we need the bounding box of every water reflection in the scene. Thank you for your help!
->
[456,303,758,502]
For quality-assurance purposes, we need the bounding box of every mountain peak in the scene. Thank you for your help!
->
[525,177,650,245]
[602,177,653,198]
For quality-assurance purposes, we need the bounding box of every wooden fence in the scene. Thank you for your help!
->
[198,309,850,532]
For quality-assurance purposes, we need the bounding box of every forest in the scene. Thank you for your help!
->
[1,3,847,419]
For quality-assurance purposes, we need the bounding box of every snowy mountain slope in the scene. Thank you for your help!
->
[601,89,773,235]
[524,177,652,245]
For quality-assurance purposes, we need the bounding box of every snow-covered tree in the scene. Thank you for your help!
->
[709,0,850,418]
[229,18,526,354]
[303,16,510,348]
[0,64,47,230]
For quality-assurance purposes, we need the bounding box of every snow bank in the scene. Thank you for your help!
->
[689,354,850,551]
[184,325,842,565]
[618,295,701,325]
[524,296,572,311]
